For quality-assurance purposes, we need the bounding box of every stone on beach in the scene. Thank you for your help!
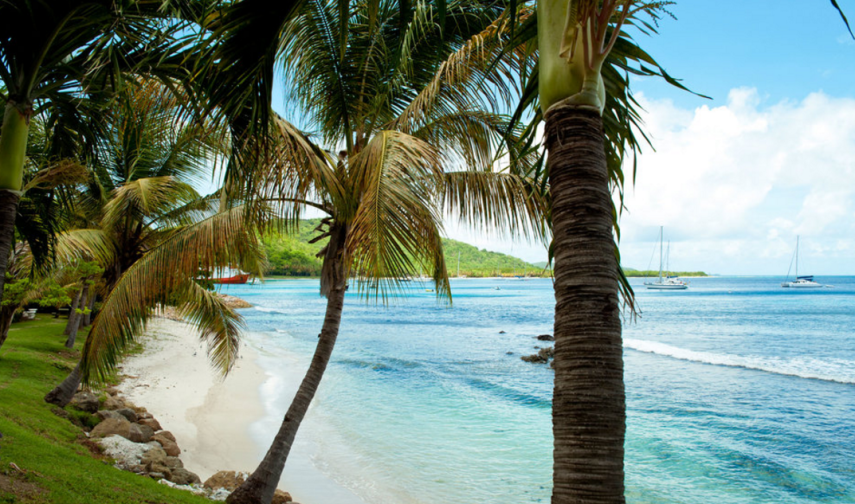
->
[70,391,100,413]
[115,407,138,422]
[97,434,152,468]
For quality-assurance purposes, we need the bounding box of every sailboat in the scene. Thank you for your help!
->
[644,226,688,290]
[781,236,822,288]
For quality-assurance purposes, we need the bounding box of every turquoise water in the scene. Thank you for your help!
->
[222,277,855,503]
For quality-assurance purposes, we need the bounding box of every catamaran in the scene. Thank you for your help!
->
[781,236,823,288]
[644,226,689,290]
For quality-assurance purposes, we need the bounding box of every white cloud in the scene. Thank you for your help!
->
[619,89,855,275]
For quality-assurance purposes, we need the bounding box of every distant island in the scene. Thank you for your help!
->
[622,267,708,278]
[262,219,551,278]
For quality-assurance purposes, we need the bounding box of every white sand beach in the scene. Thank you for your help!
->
[116,317,368,504]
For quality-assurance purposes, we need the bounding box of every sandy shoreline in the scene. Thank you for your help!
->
[116,317,369,504]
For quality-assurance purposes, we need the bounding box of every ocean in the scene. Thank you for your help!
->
[220,276,855,503]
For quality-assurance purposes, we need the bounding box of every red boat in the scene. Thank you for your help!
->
[211,273,250,284]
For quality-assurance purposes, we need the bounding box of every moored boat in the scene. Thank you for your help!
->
[781,236,822,288]
[211,273,251,284]
[645,226,689,290]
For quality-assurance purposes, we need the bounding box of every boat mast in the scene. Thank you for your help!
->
[658,226,664,282]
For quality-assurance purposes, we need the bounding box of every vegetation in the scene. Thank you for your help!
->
[263,219,548,278]
[623,268,707,278]
[0,316,213,504]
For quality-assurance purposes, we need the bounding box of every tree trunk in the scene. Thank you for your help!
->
[0,304,17,351]
[65,285,89,348]
[545,103,625,504]
[64,288,83,338]
[83,293,96,327]
[228,226,349,504]
[44,362,81,407]
[0,101,30,297]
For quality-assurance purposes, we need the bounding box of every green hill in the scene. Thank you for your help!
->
[262,219,550,278]
[622,267,708,277]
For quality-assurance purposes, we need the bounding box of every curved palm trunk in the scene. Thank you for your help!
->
[65,286,88,348]
[44,361,81,407]
[0,304,17,351]
[64,288,84,338]
[227,283,346,504]
[0,102,30,297]
[545,103,625,504]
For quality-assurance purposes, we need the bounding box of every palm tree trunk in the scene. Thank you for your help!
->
[0,304,17,351]
[0,101,30,297]
[83,293,96,327]
[545,103,625,504]
[227,281,346,504]
[65,285,89,348]
[64,288,83,338]
[44,362,81,407]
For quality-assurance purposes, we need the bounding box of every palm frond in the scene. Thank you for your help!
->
[80,206,265,383]
[177,281,245,376]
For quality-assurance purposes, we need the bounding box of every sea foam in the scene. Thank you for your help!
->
[624,338,855,384]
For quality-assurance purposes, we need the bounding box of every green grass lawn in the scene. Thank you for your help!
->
[0,315,212,504]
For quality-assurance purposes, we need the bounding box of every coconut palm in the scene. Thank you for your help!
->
[44,81,266,406]
[509,2,853,503]
[0,0,206,295]
[222,2,546,503]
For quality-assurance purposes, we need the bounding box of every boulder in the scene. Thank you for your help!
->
[137,423,155,442]
[272,489,293,503]
[138,417,162,431]
[165,456,184,469]
[102,396,124,410]
[152,434,181,456]
[115,407,138,423]
[149,472,167,480]
[203,471,250,491]
[498,330,506,334]
[97,434,152,467]
[90,417,132,439]
[536,334,554,341]
[70,391,99,414]
[521,353,546,363]
[155,431,176,443]
[141,446,168,468]
[169,468,202,486]
[127,423,147,443]
[538,347,554,360]
[104,387,120,396]
[138,411,153,420]
[97,410,124,422]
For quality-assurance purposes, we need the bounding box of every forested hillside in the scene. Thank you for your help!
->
[262,220,549,277]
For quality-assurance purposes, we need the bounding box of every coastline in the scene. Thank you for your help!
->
[117,316,369,504]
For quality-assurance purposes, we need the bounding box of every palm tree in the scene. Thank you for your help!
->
[0,0,203,295]
[526,2,853,503]
[44,81,266,406]
[223,2,546,502]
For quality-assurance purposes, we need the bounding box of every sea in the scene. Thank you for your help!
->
[219,276,855,504]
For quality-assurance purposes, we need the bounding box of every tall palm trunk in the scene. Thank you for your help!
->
[0,101,30,296]
[0,304,17,351]
[44,361,81,407]
[227,281,346,504]
[65,285,89,348]
[545,103,625,504]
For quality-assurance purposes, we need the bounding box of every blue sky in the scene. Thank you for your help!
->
[267,1,855,276]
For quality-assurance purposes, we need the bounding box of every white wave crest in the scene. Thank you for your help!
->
[624,338,855,384]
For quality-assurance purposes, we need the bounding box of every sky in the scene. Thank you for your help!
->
[267,1,855,276]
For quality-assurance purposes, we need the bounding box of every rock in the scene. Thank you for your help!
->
[153,435,181,456]
[498,330,506,334]
[115,408,138,423]
[165,456,184,469]
[97,434,152,467]
[136,423,154,442]
[70,391,99,413]
[505,351,514,355]
[138,411,153,420]
[127,423,147,443]
[538,347,554,360]
[90,417,132,439]
[155,431,176,443]
[272,489,293,503]
[97,410,124,422]
[536,334,554,341]
[219,293,252,309]
[203,471,250,491]
[104,387,120,396]
[130,464,147,474]
[169,468,202,486]
[138,417,162,431]
[208,488,232,501]
[102,396,123,410]
[149,472,167,480]
[521,353,546,363]
[141,446,168,467]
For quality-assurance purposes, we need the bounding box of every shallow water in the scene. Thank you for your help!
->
[222,276,855,503]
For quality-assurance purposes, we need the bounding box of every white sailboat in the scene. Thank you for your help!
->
[781,236,822,288]
[644,226,688,290]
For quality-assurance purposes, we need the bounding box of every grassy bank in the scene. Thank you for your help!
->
[0,315,211,504]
